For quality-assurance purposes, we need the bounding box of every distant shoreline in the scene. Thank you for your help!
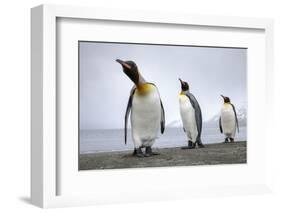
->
[79,141,247,170]
[79,127,247,154]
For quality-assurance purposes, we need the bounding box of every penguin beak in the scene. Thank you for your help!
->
[221,95,226,103]
[116,59,131,69]
[179,78,184,86]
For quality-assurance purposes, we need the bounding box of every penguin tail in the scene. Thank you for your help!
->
[161,123,165,134]
[196,138,203,145]
[124,129,127,145]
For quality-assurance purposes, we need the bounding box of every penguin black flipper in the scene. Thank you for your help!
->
[124,87,136,144]
[231,103,239,133]
[219,117,223,133]
[185,92,202,141]
[148,83,165,134]
[160,99,165,134]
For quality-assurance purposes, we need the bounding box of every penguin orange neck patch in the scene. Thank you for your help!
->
[223,103,231,107]
[179,91,185,96]
[136,83,154,95]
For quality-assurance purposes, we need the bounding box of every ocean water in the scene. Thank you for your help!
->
[80,127,247,154]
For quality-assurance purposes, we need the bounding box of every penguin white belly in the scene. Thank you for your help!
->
[131,86,161,148]
[179,94,198,142]
[221,105,236,138]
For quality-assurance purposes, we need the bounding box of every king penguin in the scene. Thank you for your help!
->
[178,78,204,149]
[116,59,165,157]
[219,95,239,142]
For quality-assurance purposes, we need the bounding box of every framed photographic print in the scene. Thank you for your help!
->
[31,4,274,208]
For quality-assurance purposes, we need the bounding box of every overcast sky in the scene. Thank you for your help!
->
[79,42,247,130]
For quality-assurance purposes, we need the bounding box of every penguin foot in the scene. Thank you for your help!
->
[144,147,154,157]
[134,148,144,157]
[181,141,195,149]
[224,138,229,143]
[230,138,234,142]
[197,142,205,148]
[132,148,137,156]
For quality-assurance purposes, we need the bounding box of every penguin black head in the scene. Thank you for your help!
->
[221,95,231,103]
[116,59,139,85]
[179,78,189,91]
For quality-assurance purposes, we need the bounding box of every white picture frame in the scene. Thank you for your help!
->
[31,4,274,208]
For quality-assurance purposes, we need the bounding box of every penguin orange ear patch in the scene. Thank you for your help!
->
[122,63,131,69]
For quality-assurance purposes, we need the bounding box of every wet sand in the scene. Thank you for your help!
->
[79,141,246,170]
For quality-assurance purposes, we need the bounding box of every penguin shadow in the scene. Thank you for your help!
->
[121,153,136,158]
[121,153,159,159]
[120,148,175,161]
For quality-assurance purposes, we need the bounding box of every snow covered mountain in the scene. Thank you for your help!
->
[205,106,247,127]
[166,107,247,128]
